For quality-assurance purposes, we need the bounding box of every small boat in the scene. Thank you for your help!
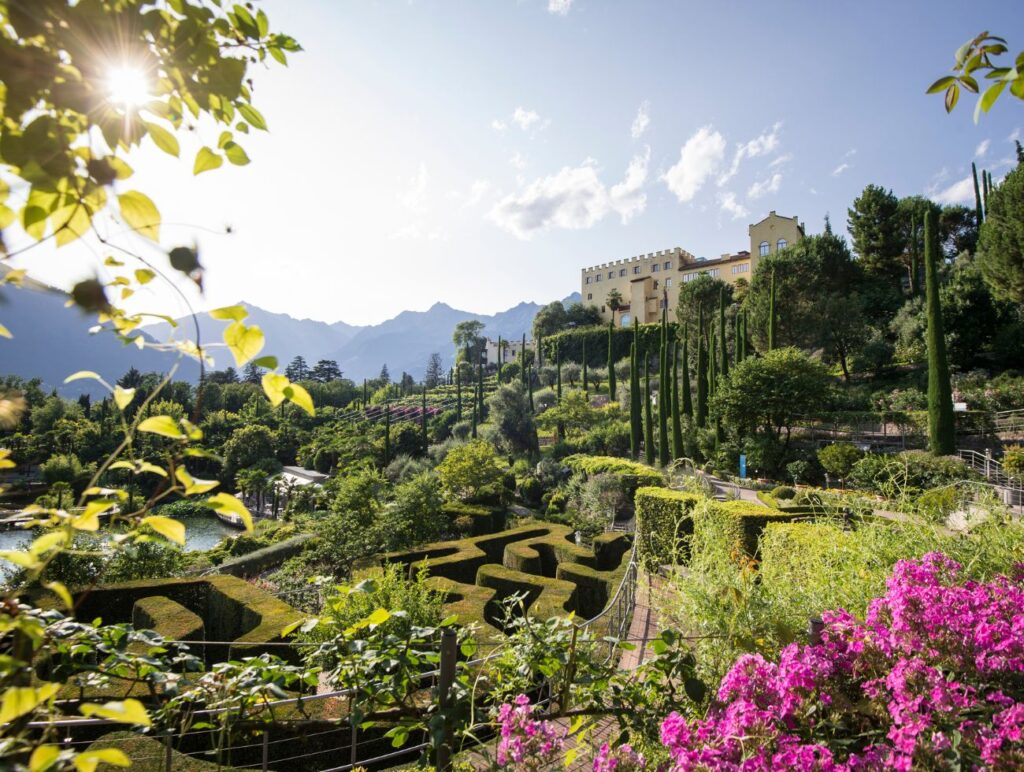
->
[214,509,248,529]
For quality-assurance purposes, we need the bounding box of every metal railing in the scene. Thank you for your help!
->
[956,449,1023,511]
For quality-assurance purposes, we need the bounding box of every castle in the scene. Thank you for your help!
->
[580,211,804,325]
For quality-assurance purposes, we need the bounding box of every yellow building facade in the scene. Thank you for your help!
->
[580,211,804,325]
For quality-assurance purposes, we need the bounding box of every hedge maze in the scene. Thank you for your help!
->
[382,523,633,638]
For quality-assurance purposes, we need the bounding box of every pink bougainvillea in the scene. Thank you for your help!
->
[496,694,564,770]
[592,740,646,771]
[660,553,1024,770]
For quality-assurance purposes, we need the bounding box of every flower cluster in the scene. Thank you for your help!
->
[496,694,564,770]
[592,741,646,771]
[660,552,1024,770]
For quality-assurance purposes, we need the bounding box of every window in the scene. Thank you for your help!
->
[666,277,673,288]
[777,238,787,251]
[731,264,748,275]
[619,268,626,277]
[633,266,641,275]
[595,273,601,282]
[608,271,614,279]
[759,241,770,256]
[683,272,699,282]
[620,313,631,327]
[653,280,659,290]
[707,269,720,278]
[664,260,672,270]
[651,263,660,272]
[587,293,592,300]
[586,276,592,284]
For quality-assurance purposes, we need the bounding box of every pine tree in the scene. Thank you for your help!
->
[671,341,684,459]
[972,161,984,227]
[681,324,693,418]
[719,286,729,379]
[768,268,777,351]
[695,307,708,428]
[1017,140,1024,164]
[643,351,655,466]
[379,363,391,384]
[924,209,956,455]
[607,321,616,401]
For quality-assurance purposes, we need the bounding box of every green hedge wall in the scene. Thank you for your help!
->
[541,322,679,368]
[132,596,205,643]
[697,500,808,560]
[476,564,577,624]
[441,502,507,536]
[634,487,700,569]
[212,533,315,579]
[759,521,853,591]
[564,454,665,499]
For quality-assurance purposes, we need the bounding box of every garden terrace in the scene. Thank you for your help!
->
[383,523,632,635]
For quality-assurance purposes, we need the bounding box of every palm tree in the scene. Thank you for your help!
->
[606,288,624,326]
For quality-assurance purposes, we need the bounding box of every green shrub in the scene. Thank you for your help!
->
[817,442,864,480]
[770,485,796,500]
[1003,445,1024,477]
[440,502,506,536]
[437,440,506,502]
[634,487,700,569]
[132,596,205,642]
[546,490,568,514]
[848,450,976,495]
[518,476,543,506]
[696,500,803,560]
[563,454,664,497]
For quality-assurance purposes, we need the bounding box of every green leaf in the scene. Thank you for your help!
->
[143,121,180,157]
[209,304,248,322]
[224,321,265,366]
[135,269,156,285]
[283,382,315,416]
[193,146,224,175]
[113,386,135,411]
[138,415,185,439]
[223,141,250,166]
[79,698,151,726]
[44,581,73,608]
[926,75,955,94]
[976,80,1007,122]
[251,355,278,369]
[64,371,102,385]
[118,191,161,241]
[142,515,186,545]
[0,322,10,339]
[29,744,60,772]
[0,683,60,724]
[74,748,131,772]
[945,83,960,113]
[366,608,391,626]
[207,493,253,532]
[238,103,268,130]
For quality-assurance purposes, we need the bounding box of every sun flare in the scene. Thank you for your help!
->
[106,65,151,108]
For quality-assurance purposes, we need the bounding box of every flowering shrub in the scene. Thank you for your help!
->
[496,695,564,770]
[593,741,646,771]
[660,553,1024,770]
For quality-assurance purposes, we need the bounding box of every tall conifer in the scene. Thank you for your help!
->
[681,324,693,418]
[671,341,683,459]
[643,351,655,466]
[924,209,956,455]
[607,322,616,401]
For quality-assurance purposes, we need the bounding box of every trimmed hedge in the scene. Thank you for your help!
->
[441,502,507,536]
[132,596,205,642]
[541,322,679,369]
[211,533,315,578]
[477,564,577,624]
[563,454,665,499]
[424,576,502,640]
[759,521,853,591]
[696,500,808,560]
[634,487,700,568]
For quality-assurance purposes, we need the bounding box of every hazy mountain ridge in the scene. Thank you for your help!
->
[0,283,581,393]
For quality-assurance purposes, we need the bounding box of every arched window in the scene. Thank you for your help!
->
[620,313,631,327]
[759,241,770,256]
[777,238,788,251]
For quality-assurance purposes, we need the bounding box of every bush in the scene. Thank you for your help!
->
[385,454,430,484]
[769,485,795,500]
[1003,445,1024,477]
[816,442,864,480]
[571,473,628,538]
[848,450,976,495]
[437,440,507,503]
[563,454,664,497]
[546,490,568,514]
[518,476,543,507]
[634,487,700,569]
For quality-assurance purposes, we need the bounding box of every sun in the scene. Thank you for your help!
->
[106,65,151,108]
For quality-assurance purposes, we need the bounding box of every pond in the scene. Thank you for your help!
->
[0,510,238,579]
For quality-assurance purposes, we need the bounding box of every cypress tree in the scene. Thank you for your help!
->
[528,364,535,412]
[708,325,717,398]
[477,362,485,421]
[496,336,503,382]
[556,341,563,401]
[671,341,684,459]
[681,324,693,418]
[910,215,920,297]
[972,162,983,226]
[537,335,543,368]
[658,317,670,467]
[982,168,990,219]
[719,286,728,380]
[582,337,589,397]
[924,209,956,456]
[455,366,462,420]
[643,351,655,466]
[363,378,368,407]
[421,387,428,452]
[384,404,391,464]
[629,342,641,460]
[471,391,478,439]
[607,321,616,401]
[768,267,777,351]
[733,308,741,364]
[695,307,708,428]
[520,334,527,387]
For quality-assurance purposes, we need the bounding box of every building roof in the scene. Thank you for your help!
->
[280,466,329,485]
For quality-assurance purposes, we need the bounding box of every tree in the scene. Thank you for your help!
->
[643,352,655,466]
[924,210,956,456]
[928,32,1024,120]
[243,362,265,384]
[675,273,731,341]
[222,424,279,485]
[452,320,485,363]
[487,384,539,457]
[533,301,569,339]
[565,302,602,328]
[848,185,904,281]
[436,440,505,502]
[976,158,1024,305]
[605,288,624,325]
[311,359,343,382]
[607,322,617,401]
[285,356,310,382]
[424,353,445,389]
[972,162,984,227]
[817,443,864,480]
[379,364,391,384]
[713,348,832,466]
[207,367,239,384]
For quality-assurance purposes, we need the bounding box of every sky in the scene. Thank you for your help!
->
[9,0,1023,327]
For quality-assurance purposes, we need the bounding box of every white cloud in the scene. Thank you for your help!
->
[1009,128,1021,142]
[489,150,649,239]
[547,0,573,16]
[662,125,727,203]
[389,224,447,242]
[930,175,974,205]
[770,153,792,168]
[832,163,850,177]
[509,152,527,170]
[398,163,429,213]
[747,172,782,199]
[462,180,490,209]
[491,119,507,132]
[976,138,991,158]
[512,107,541,130]
[717,191,748,220]
[718,122,782,185]
[631,101,650,140]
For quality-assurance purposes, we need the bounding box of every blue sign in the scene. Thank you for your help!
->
[739,454,747,480]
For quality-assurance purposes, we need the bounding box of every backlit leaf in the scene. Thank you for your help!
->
[0,322,11,338]
[144,121,180,157]
[138,415,185,439]
[79,698,151,726]
[29,744,60,772]
[284,382,315,416]
[113,386,136,411]
[223,141,250,166]
[209,304,248,321]
[64,371,103,385]
[224,321,264,366]
[118,191,161,241]
[193,146,223,175]
[44,581,73,608]
[0,683,60,724]
[142,515,186,545]
[135,269,156,285]
[238,103,268,130]
[207,493,253,532]
[74,748,131,772]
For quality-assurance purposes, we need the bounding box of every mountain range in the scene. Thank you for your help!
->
[0,272,578,395]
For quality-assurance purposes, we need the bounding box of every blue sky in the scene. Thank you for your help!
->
[14,0,1024,326]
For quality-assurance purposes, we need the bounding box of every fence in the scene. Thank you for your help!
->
[956,449,1023,511]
